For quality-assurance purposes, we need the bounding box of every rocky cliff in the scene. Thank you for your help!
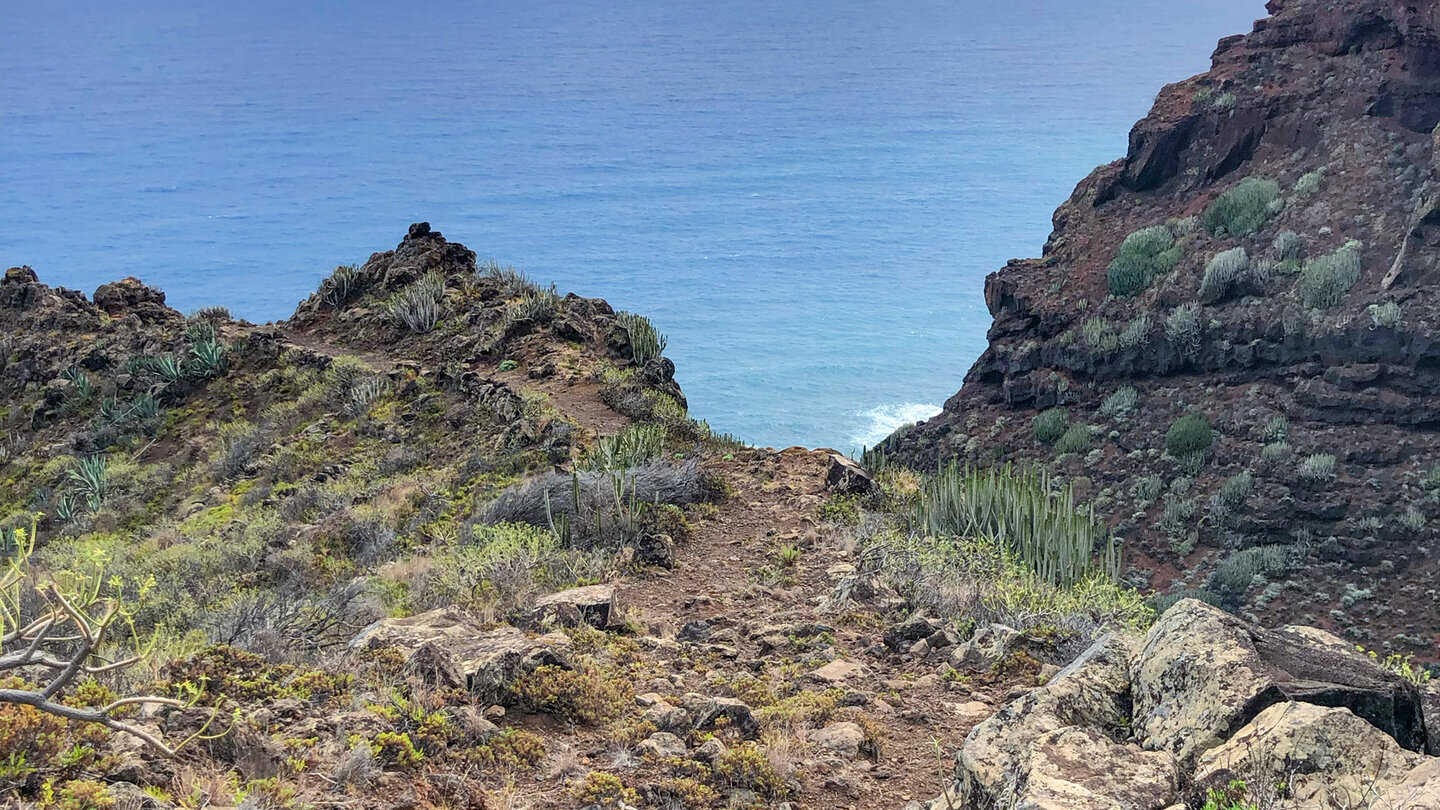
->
[881,0,1440,655]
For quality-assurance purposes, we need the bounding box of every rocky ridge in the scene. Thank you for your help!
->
[881,0,1440,654]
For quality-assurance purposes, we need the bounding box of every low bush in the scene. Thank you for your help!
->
[1298,453,1336,481]
[1263,415,1288,442]
[585,423,666,471]
[1053,423,1092,455]
[572,771,640,808]
[1203,177,1281,237]
[1031,408,1070,445]
[387,272,445,333]
[854,531,1151,648]
[1100,386,1139,419]
[510,661,629,725]
[1107,225,1181,297]
[480,460,704,548]
[1165,303,1202,361]
[1198,247,1248,304]
[1368,301,1400,328]
[1299,241,1362,310]
[1166,414,1213,457]
[1293,168,1324,196]
[617,311,667,365]
[1271,231,1305,261]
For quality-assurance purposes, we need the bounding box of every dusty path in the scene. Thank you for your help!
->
[280,323,996,808]
[612,450,1003,809]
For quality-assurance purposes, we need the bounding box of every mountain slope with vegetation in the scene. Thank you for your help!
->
[1,225,1156,809]
[881,0,1440,656]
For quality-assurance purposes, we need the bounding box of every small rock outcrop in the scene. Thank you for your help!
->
[933,600,1437,810]
[349,606,570,702]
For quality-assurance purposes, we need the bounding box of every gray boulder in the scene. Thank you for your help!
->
[1193,702,1426,808]
[1131,599,1425,768]
[350,606,570,703]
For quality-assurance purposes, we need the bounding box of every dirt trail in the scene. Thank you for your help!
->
[611,449,1001,810]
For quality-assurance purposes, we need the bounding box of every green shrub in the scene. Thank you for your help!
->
[1165,303,1202,361]
[1299,241,1362,310]
[510,662,628,725]
[572,771,640,808]
[1293,168,1324,196]
[1199,247,1248,304]
[1209,545,1299,603]
[1271,231,1305,261]
[1423,462,1440,491]
[916,464,1118,586]
[617,311,667,365]
[1259,441,1291,466]
[1131,475,1163,506]
[1082,317,1119,354]
[585,423,667,471]
[1368,301,1400,328]
[1298,453,1336,481]
[1263,416,1288,442]
[1053,423,1092,455]
[1107,225,1181,297]
[1117,312,1151,349]
[1032,408,1070,445]
[1100,386,1139,419]
[1203,177,1281,237]
[387,272,444,333]
[1166,414,1213,457]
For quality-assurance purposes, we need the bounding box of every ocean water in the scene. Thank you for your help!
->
[0,0,1264,451]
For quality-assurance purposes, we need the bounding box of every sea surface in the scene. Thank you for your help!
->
[1,0,1264,451]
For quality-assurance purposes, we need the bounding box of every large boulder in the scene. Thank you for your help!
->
[1014,727,1178,810]
[1193,702,1426,808]
[349,606,570,703]
[530,584,619,629]
[959,632,1142,802]
[1132,599,1425,768]
[825,452,876,496]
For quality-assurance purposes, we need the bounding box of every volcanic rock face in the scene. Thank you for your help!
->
[882,0,1440,653]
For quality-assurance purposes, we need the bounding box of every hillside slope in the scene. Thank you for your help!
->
[881,0,1440,654]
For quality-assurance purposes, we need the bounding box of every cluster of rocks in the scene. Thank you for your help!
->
[918,599,1439,810]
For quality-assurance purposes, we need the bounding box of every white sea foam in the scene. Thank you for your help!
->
[850,402,942,450]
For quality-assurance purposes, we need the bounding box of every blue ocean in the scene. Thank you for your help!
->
[0,0,1263,451]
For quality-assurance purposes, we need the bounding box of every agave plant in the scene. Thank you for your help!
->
[188,339,229,379]
[96,396,125,425]
[53,491,82,523]
[67,454,112,512]
[129,392,160,422]
[917,463,1119,587]
[63,365,94,401]
[183,318,217,344]
[344,377,390,418]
